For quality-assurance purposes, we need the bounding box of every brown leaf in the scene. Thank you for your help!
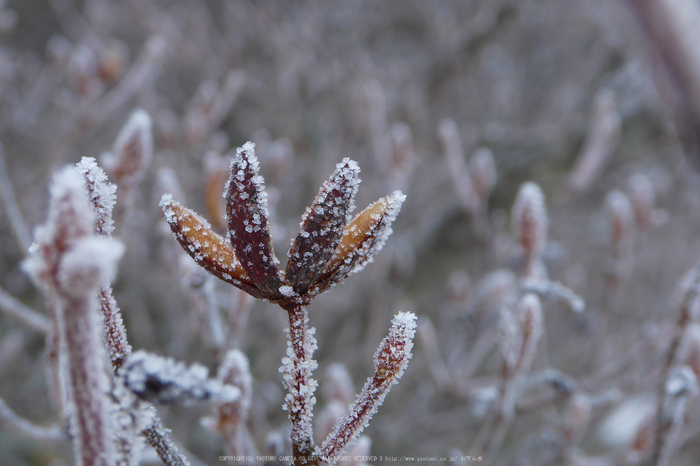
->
[314,190,405,294]
[160,194,270,301]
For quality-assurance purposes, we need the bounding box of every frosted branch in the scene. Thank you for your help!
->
[520,278,585,313]
[122,350,240,406]
[143,416,192,466]
[23,166,122,466]
[281,305,318,459]
[317,312,416,464]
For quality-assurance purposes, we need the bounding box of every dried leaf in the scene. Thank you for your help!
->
[286,158,360,294]
[160,194,268,301]
[315,190,405,293]
[225,142,283,299]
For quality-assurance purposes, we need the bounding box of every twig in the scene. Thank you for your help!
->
[0,396,64,442]
[0,142,30,251]
[0,286,51,334]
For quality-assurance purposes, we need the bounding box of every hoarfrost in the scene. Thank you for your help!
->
[57,237,125,297]
[105,109,153,181]
[122,350,241,406]
[317,311,416,463]
[76,157,117,236]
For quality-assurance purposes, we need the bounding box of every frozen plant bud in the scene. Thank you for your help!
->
[104,109,153,182]
[439,119,479,214]
[512,182,548,276]
[23,167,95,284]
[626,173,656,229]
[98,40,128,84]
[563,393,592,444]
[469,147,497,199]
[604,190,635,251]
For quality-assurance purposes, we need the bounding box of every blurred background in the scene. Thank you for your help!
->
[2,1,700,465]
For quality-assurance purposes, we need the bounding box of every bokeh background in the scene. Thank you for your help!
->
[2,1,700,465]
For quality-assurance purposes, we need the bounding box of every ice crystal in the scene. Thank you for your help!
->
[122,350,240,406]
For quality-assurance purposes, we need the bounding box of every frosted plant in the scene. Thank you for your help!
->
[512,182,548,278]
[23,167,125,466]
[161,141,414,465]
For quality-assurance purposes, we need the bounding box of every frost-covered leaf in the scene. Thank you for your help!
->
[76,157,117,237]
[317,312,416,464]
[103,109,153,181]
[315,190,406,294]
[286,158,360,294]
[225,142,283,299]
[160,194,271,301]
[122,350,240,406]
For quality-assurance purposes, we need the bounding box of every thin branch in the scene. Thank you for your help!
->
[0,286,51,334]
[0,396,64,442]
[0,142,30,251]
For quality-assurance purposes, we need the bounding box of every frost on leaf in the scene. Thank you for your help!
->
[122,350,241,406]
[103,109,153,181]
[316,190,406,294]
[286,158,360,294]
[76,157,117,237]
[225,142,283,299]
[160,193,270,301]
[318,312,416,464]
